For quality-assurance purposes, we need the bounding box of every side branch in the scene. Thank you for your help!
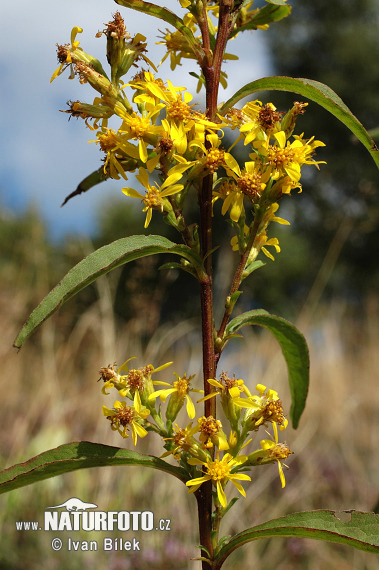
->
[215,216,261,362]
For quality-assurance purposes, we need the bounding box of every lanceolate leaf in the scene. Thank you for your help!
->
[115,0,203,59]
[61,166,108,207]
[225,310,309,428]
[230,4,291,38]
[220,76,379,169]
[214,510,379,568]
[14,235,204,349]
[0,442,187,494]
[61,158,138,207]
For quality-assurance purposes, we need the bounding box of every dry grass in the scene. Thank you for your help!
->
[0,231,378,569]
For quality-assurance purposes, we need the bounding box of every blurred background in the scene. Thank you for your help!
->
[1,0,378,568]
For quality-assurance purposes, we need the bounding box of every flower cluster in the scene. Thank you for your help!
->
[52,13,324,263]
[100,360,293,508]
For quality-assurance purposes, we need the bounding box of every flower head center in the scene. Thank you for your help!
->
[166,100,191,122]
[157,137,174,155]
[98,129,119,152]
[127,369,144,391]
[258,104,282,132]
[237,171,264,201]
[267,146,295,168]
[198,416,222,437]
[128,115,150,138]
[270,443,293,461]
[143,187,162,208]
[113,406,135,427]
[99,365,118,382]
[220,372,240,391]
[206,149,225,173]
[206,459,231,481]
[173,378,189,398]
[262,400,285,425]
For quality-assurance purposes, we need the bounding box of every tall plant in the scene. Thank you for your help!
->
[4,1,379,567]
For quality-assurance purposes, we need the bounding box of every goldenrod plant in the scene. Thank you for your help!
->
[4,1,379,567]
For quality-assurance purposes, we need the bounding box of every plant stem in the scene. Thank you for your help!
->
[196,3,238,565]
[197,140,216,570]
[215,215,261,363]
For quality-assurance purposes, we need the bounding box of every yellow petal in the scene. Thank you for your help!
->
[139,139,148,163]
[136,167,149,189]
[278,461,286,488]
[216,480,227,508]
[144,208,152,228]
[122,187,144,199]
[230,479,246,497]
[274,131,286,148]
[70,26,83,46]
[185,395,195,419]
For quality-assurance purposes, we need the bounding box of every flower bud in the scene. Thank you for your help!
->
[248,441,293,466]
[74,62,119,100]
[281,101,308,138]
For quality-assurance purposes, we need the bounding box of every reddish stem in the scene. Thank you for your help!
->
[196,2,238,567]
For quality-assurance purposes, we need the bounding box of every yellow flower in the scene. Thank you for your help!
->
[234,383,288,431]
[213,180,245,223]
[93,128,139,181]
[100,357,172,404]
[226,160,270,204]
[128,71,168,110]
[122,165,186,227]
[50,27,110,91]
[50,26,83,82]
[102,392,150,445]
[190,132,240,177]
[161,422,209,462]
[186,452,251,508]
[115,107,165,163]
[197,416,229,451]
[248,423,293,488]
[199,373,251,403]
[255,130,326,183]
[149,372,201,420]
[157,13,199,70]
[241,203,290,261]
[240,101,283,143]
[198,373,251,430]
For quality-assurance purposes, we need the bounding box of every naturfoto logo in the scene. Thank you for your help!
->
[44,497,154,532]
[46,498,98,512]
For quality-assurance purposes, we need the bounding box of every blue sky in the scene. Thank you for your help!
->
[1,0,271,241]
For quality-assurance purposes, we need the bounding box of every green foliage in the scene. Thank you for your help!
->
[214,510,379,567]
[0,442,187,494]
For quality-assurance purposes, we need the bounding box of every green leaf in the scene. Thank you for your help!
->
[14,235,204,349]
[61,166,108,207]
[0,442,188,495]
[115,0,202,59]
[243,259,265,278]
[220,76,379,169]
[225,310,309,428]
[265,0,289,5]
[61,159,139,206]
[230,4,291,38]
[214,510,379,568]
